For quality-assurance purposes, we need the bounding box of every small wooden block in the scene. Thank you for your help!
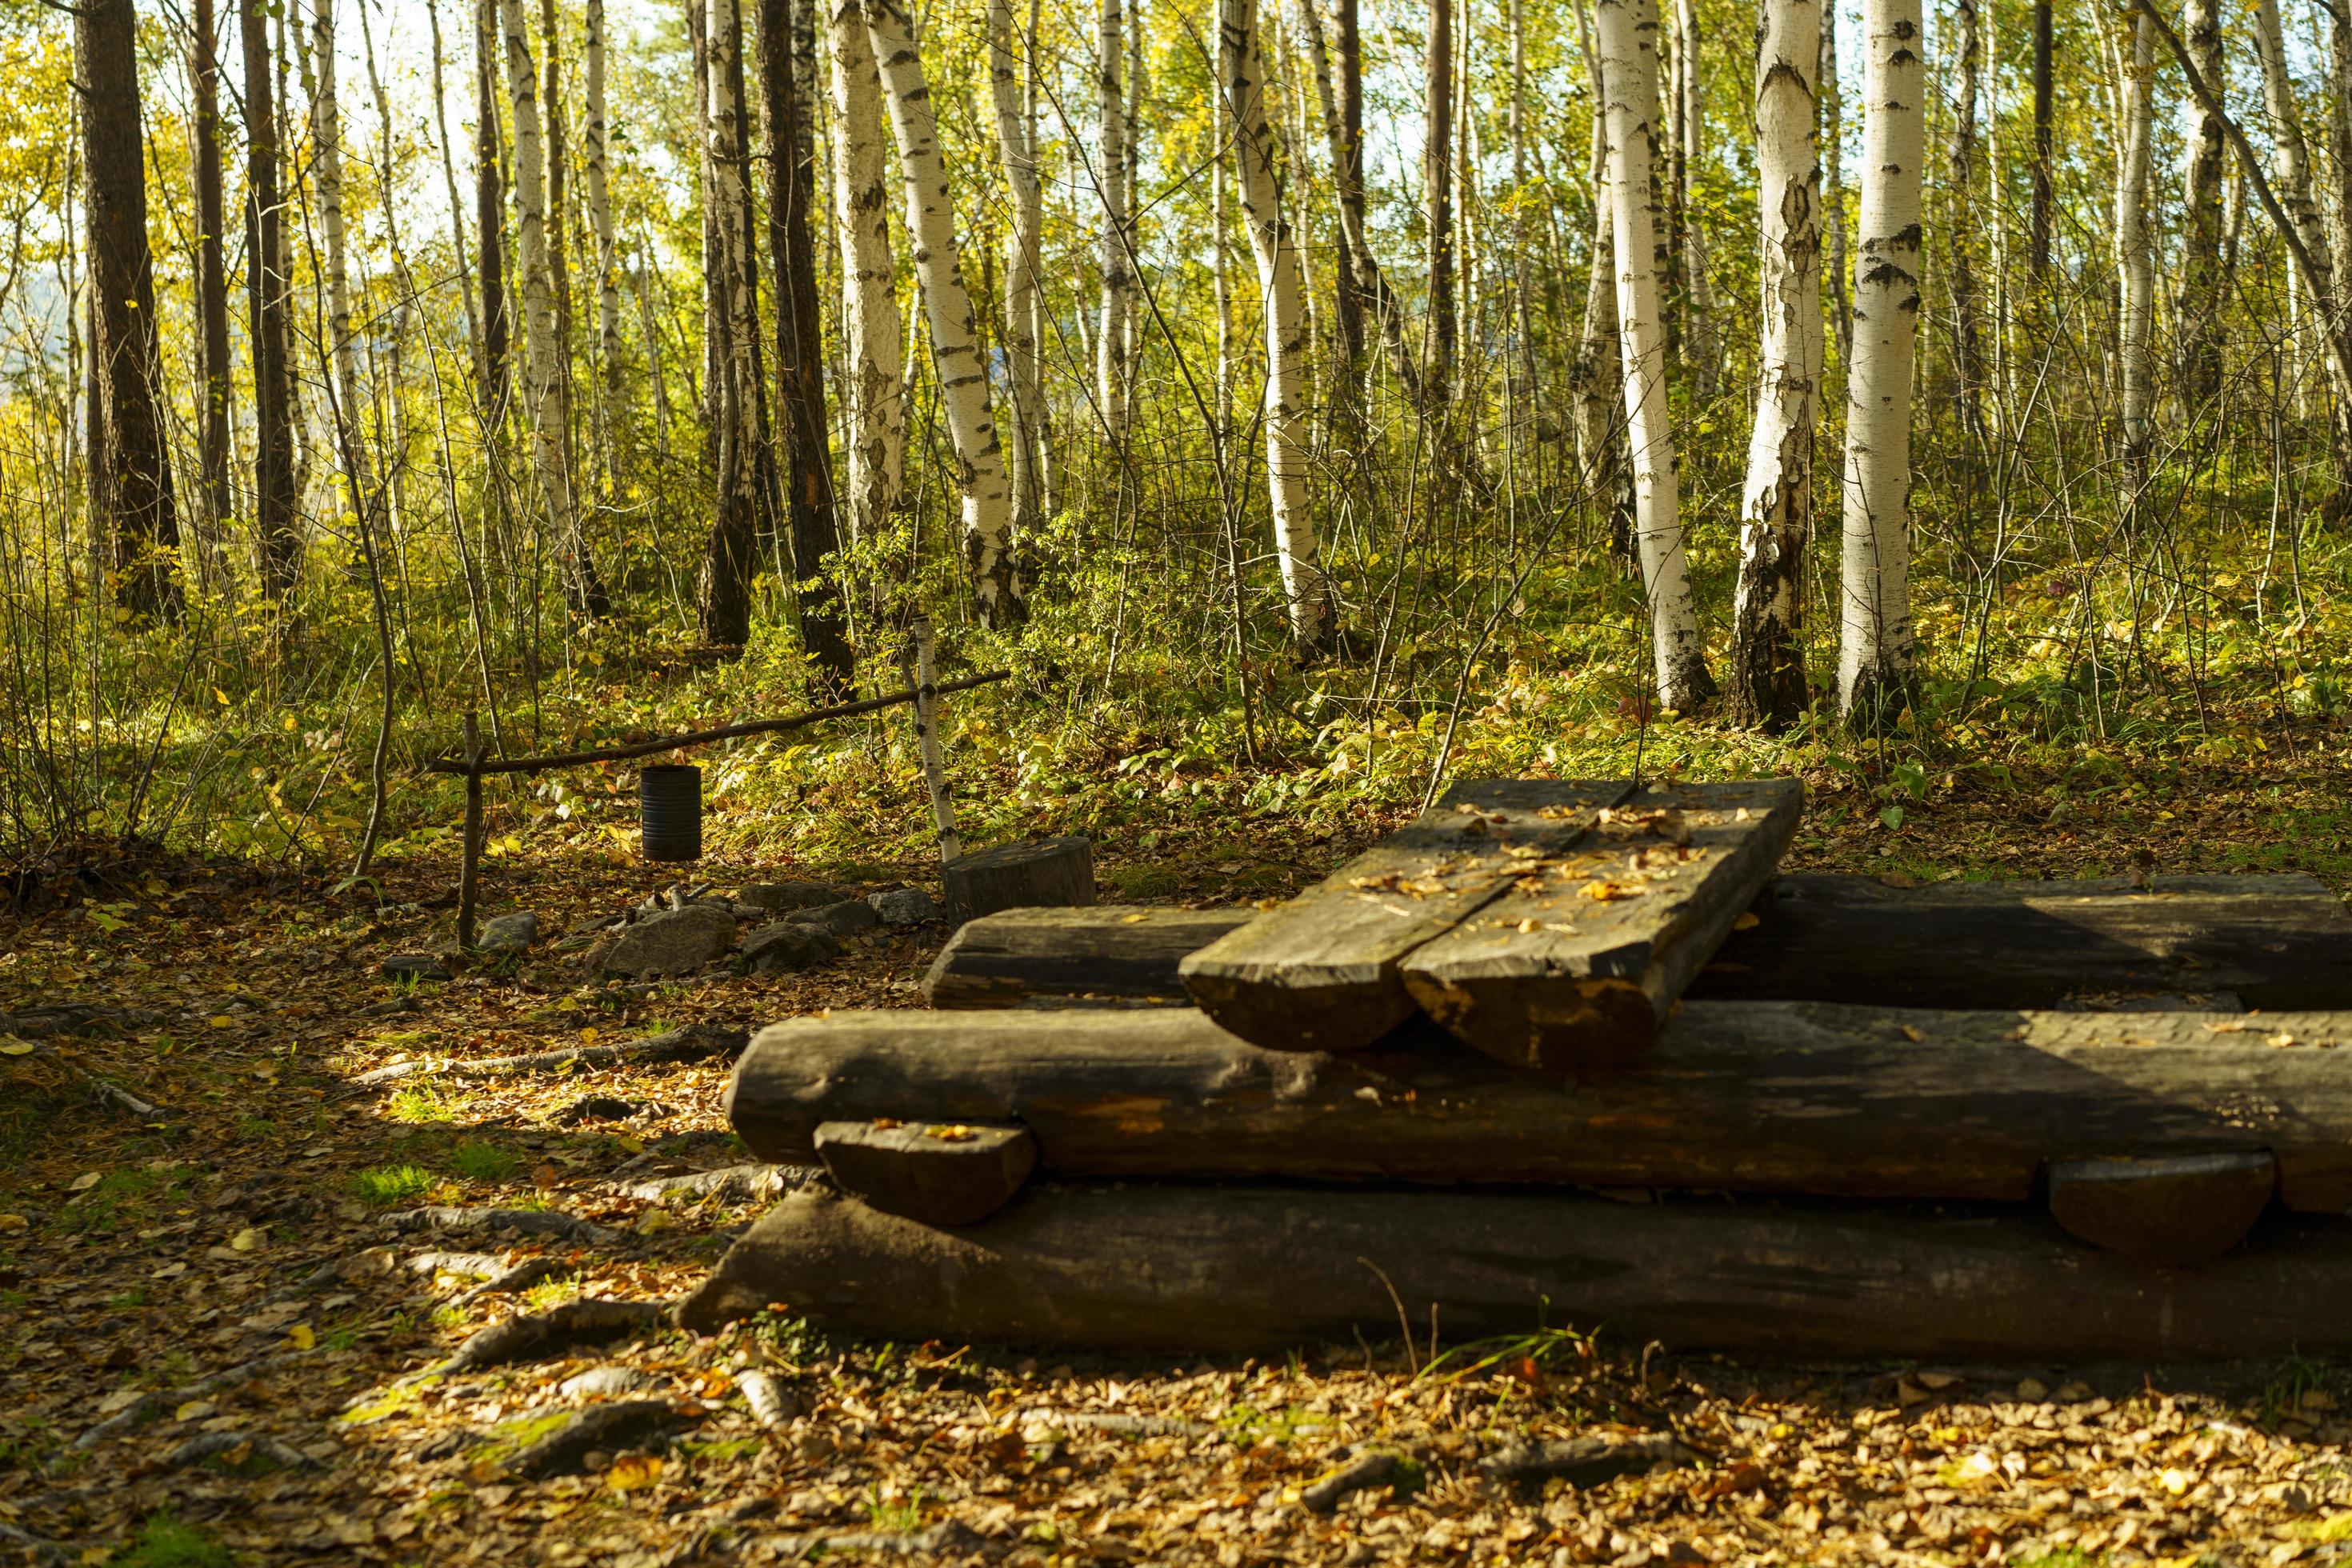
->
[942,837,1097,923]
[923,906,1254,1009]
[2046,1151,2276,1265]
[813,1119,1038,1227]
[1178,780,1627,1053]
[1401,779,1804,1072]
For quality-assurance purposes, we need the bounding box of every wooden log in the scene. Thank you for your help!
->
[942,836,1097,923]
[1177,779,1631,1053]
[812,1119,1038,1226]
[1699,872,2352,1010]
[2046,1152,2278,1265]
[923,906,1252,1008]
[921,873,2352,1014]
[1402,780,1805,1071]
[674,1182,2352,1360]
[723,1003,2352,1212]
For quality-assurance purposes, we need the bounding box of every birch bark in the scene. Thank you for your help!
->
[586,0,620,396]
[1727,0,1820,728]
[828,0,904,550]
[1222,0,1337,656]
[1837,0,1925,723]
[2175,0,2224,408]
[2115,9,2155,484]
[1596,0,1712,707]
[864,0,1026,624]
[696,0,762,643]
[1098,0,1132,446]
[989,0,1050,535]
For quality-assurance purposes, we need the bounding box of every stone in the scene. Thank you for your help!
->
[558,1365,651,1401]
[867,886,940,927]
[742,922,842,974]
[600,905,738,978]
[787,899,880,939]
[739,881,854,913]
[382,954,451,982]
[479,911,539,954]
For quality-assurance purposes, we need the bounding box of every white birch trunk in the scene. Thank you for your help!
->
[313,0,362,439]
[988,0,1048,536]
[2114,10,2154,478]
[1222,0,1334,657]
[864,0,1026,624]
[1726,0,1819,728]
[1673,0,1718,401]
[586,0,619,395]
[1596,0,1711,707]
[699,0,763,643]
[1836,0,1925,722]
[1098,0,1132,448]
[2252,0,2333,397]
[828,0,904,548]
[502,0,598,610]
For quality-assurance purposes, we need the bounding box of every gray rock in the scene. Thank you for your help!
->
[738,880,854,913]
[558,1365,651,1401]
[382,954,451,982]
[600,904,737,978]
[866,886,939,927]
[788,898,880,939]
[742,921,841,974]
[479,910,539,954]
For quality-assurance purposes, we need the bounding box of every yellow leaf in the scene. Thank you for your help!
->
[580,1026,599,1046]
[230,1226,266,1252]
[606,1454,664,1492]
[175,1399,217,1422]
[287,1323,315,1350]
[1120,913,1150,924]
[0,1038,36,1056]
[1732,911,1761,930]
[69,1171,104,1192]
[209,1014,234,1030]
[2160,1467,2194,1496]
[214,687,230,705]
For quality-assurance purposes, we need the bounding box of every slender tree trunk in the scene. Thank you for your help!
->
[1726,0,1820,729]
[1214,149,1235,442]
[761,0,854,686]
[1299,0,1418,402]
[1838,0,1926,725]
[2115,9,2155,487]
[698,0,762,644]
[2174,0,2223,410]
[2029,0,2051,277]
[242,0,301,602]
[864,0,1026,625]
[2327,3,2352,418]
[2250,0,2341,429]
[1672,0,1716,401]
[476,0,510,410]
[1948,0,1984,442]
[988,0,1049,538]
[1098,0,1131,448]
[1570,15,1634,564]
[1425,0,1455,406]
[1305,0,1363,376]
[539,0,574,434]
[827,0,905,555]
[1126,0,1146,382]
[1597,0,1711,708]
[1222,0,1335,657]
[190,0,233,584]
[586,0,620,400]
[504,0,606,614]
[1821,0,1849,365]
[79,0,182,622]
[426,0,483,385]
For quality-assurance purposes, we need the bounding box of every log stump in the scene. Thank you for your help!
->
[2046,1151,2277,1265]
[813,1119,1038,1226]
[942,838,1096,923]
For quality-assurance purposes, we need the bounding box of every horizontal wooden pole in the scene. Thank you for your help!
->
[677,1182,2352,1360]
[424,671,1010,776]
[725,1002,2352,1211]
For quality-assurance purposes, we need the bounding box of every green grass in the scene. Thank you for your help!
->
[385,1083,462,1125]
[862,1488,926,1533]
[1106,866,1182,899]
[106,1514,237,1568]
[349,1165,438,1207]
[446,1139,521,1183]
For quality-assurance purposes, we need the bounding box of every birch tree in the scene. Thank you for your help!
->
[2251,0,2336,414]
[503,0,606,614]
[2175,0,2225,409]
[1727,0,1820,728]
[242,0,302,602]
[475,0,510,406]
[586,0,621,398]
[1222,0,1336,657]
[989,0,1050,536]
[828,0,905,551]
[1595,0,1711,708]
[1837,0,1925,723]
[189,0,234,560]
[1098,0,1133,447]
[2114,8,2155,485]
[1671,0,1717,400]
[864,0,1026,625]
[696,0,763,644]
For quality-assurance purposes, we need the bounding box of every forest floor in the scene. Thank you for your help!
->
[6,754,2352,1568]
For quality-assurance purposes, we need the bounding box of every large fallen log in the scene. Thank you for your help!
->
[1400,780,1804,1070]
[919,873,2352,1013]
[675,1182,2352,1360]
[724,1003,2352,1211]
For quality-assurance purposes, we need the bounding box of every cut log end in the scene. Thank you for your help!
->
[1403,972,1661,1073]
[814,1118,1038,1227]
[1179,966,1418,1054]
[2046,1150,2278,1266]
[942,837,1097,923]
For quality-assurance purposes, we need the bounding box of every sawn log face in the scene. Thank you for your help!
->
[674,1182,2352,1360]
[723,1003,2352,1211]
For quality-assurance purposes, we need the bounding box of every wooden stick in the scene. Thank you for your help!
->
[421,670,1010,776]
[456,710,484,950]
[906,615,962,868]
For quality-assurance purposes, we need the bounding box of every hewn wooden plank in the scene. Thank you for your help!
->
[724,1003,2352,1212]
[1175,779,1630,1052]
[922,907,1250,1009]
[2046,1152,2278,1265]
[1402,780,1804,1070]
[813,1119,1038,1227]
[1699,872,2352,1010]
[675,1182,2352,1360]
